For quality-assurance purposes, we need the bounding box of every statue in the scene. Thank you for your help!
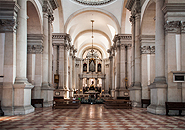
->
[89,60,95,72]
[89,81,95,90]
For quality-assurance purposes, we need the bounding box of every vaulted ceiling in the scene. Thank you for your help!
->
[53,0,131,58]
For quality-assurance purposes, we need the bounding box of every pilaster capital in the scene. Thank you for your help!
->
[181,21,185,33]
[0,1,19,32]
[0,19,18,32]
[27,45,44,54]
[165,21,181,33]
[140,46,155,54]
[52,33,72,46]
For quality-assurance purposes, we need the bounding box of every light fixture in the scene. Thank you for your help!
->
[91,19,94,54]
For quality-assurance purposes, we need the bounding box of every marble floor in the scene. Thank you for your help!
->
[0,104,185,130]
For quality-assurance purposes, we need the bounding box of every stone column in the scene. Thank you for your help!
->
[48,14,54,88]
[27,34,44,101]
[111,52,115,98]
[53,45,58,88]
[115,43,120,98]
[102,78,105,93]
[64,45,68,90]
[59,45,64,89]
[13,0,34,115]
[127,45,132,88]
[95,78,97,87]
[129,13,142,107]
[147,0,167,115]
[109,56,113,93]
[119,44,126,95]
[79,77,83,94]
[69,50,73,98]
[87,78,89,88]
[0,1,19,115]
[41,3,54,107]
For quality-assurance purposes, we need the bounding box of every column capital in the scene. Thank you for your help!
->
[140,46,155,54]
[0,1,20,32]
[52,33,71,46]
[164,21,181,33]
[27,45,44,54]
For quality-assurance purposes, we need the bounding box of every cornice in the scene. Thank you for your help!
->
[163,3,185,14]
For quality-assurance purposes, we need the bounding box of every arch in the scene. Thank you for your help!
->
[73,29,112,48]
[64,8,120,34]
[141,0,156,25]
[27,0,42,34]
[140,0,156,35]
[52,0,65,33]
[77,44,108,59]
[121,0,131,34]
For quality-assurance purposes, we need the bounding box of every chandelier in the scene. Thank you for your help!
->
[91,19,94,54]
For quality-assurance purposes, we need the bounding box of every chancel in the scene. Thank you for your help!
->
[0,0,185,123]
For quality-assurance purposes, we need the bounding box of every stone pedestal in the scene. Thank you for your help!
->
[41,86,54,107]
[129,86,141,107]
[147,82,167,115]
[13,79,35,115]
[111,90,115,98]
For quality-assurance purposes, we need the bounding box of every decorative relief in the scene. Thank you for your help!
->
[73,0,115,6]
[165,21,181,33]
[140,46,155,54]
[105,64,109,68]
[0,19,17,32]
[164,21,185,33]
[182,21,185,32]
[27,45,44,54]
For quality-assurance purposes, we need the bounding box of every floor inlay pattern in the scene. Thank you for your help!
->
[0,104,185,130]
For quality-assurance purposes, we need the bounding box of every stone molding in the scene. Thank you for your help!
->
[140,46,155,54]
[113,34,132,49]
[126,0,141,16]
[27,45,44,54]
[27,34,44,54]
[0,1,19,32]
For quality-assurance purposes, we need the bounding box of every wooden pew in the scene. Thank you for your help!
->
[0,101,4,116]
[104,99,132,109]
[165,102,185,115]
[31,99,43,107]
[53,99,81,109]
[141,99,150,108]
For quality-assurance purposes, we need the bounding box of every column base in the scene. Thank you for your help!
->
[147,104,166,115]
[1,106,14,116]
[14,105,35,115]
[148,78,167,115]
[119,89,129,97]
[129,85,141,107]
[115,89,119,98]
[111,90,115,98]
[41,84,54,107]
[69,90,74,98]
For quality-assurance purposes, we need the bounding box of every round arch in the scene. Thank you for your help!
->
[64,8,120,34]
[140,0,156,35]
[27,0,43,34]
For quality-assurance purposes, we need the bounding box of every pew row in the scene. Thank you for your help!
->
[53,99,81,109]
[104,99,132,109]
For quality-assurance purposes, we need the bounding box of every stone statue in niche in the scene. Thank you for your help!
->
[89,59,95,72]
[98,63,101,72]
[83,63,87,72]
